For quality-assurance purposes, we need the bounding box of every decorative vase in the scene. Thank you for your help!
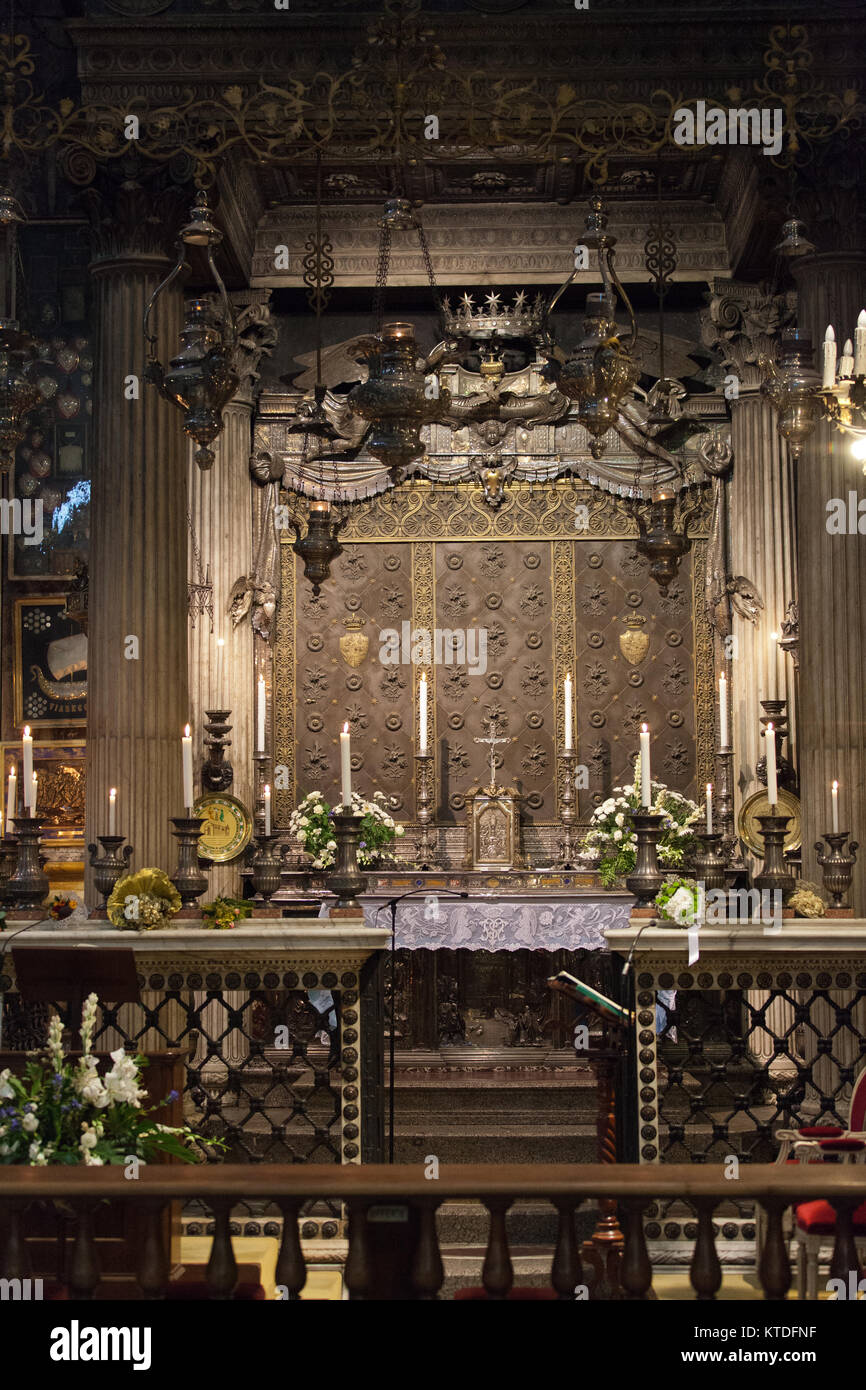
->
[251,834,283,904]
[815,832,858,908]
[88,836,134,907]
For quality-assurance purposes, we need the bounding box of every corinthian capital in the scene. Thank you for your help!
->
[700,281,797,392]
[229,291,279,408]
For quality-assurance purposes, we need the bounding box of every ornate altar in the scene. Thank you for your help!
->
[464,784,523,871]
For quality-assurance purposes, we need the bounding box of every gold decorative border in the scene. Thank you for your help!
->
[551,540,577,817]
[411,541,436,803]
[691,540,714,789]
[274,547,296,822]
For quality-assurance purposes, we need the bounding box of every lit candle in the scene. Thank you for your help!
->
[718,671,728,748]
[340,722,352,808]
[419,671,428,755]
[264,783,271,837]
[31,773,38,813]
[109,787,117,836]
[822,324,837,389]
[855,310,866,379]
[22,726,33,811]
[706,782,713,834]
[831,779,839,834]
[182,723,194,811]
[6,766,16,828]
[564,672,574,752]
[257,675,266,753]
[766,721,778,806]
[640,723,651,807]
[840,338,855,379]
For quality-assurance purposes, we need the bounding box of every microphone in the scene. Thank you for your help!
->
[620,915,658,977]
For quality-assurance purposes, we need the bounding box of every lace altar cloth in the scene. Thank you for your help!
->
[361,895,632,951]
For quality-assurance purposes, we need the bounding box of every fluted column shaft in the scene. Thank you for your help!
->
[793,252,866,909]
[728,392,798,805]
[85,253,188,902]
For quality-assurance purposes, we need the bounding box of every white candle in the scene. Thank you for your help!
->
[419,672,428,755]
[564,672,574,752]
[182,723,194,811]
[340,722,352,808]
[840,338,855,379]
[823,324,837,389]
[264,783,271,837]
[6,767,16,827]
[718,671,728,748]
[855,310,866,378]
[22,726,33,811]
[831,779,839,834]
[257,675,267,753]
[109,787,117,836]
[640,723,651,807]
[706,782,713,834]
[31,773,38,813]
[766,721,778,806]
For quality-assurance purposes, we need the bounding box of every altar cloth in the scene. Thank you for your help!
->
[362,894,633,951]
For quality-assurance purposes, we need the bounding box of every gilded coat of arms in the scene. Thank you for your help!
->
[339,615,369,668]
[619,611,649,665]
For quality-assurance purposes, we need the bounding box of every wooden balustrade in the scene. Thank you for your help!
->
[1,1163,864,1300]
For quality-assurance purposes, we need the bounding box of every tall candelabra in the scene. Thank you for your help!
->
[325,810,368,915]
[754,812,795,898]
[170,816,209,907]
[201,708,233,791]
[625,810,664,906]
[414,752,439,869]
[253,750,270,837]
[7,815,50,909]
[757,699,796,794]
[558,749,579,869]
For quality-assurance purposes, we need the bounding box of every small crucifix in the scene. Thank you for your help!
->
[474,716,511,791]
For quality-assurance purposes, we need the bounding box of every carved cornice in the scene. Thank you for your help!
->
[229,292,278,408]
[700,279,797,392]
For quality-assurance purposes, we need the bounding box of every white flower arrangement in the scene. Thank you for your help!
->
[581,769,701,888]
[290,789,405,869]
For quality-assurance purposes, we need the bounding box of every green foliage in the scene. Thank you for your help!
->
[201,896,253,930]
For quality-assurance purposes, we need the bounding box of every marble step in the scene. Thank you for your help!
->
[393,1122,597,1165]
[392,1071,598,1119]
[435,1199,599,1247]
[440,1249,557,1298]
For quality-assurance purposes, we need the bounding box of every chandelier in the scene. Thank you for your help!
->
[545,196,640,460]
[0,186,41,469]
[144,190,238,470]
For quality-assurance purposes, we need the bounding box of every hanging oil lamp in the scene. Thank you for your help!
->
[0,186,40,469]
[291,499,345,596]
[143,190,238,470]
[632,486,692,596]
[759,328,823,459]
[348,321,447,481]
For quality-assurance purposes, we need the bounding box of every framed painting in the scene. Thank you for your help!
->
[13,597,87,729]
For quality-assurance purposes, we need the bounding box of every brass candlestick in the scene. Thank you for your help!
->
[201,708,233,791]
[753,812,795,897]
[692,831,728,893]
[170,816,209,907]
[7,815,50,909]
[414,751,439,869]
[253,750,270,838]
[625,810,664,906]
[325,810,368,914]
[250,833,283,904]
[815,832,858,908]
[87,836,133,907]
[757,699,796,794]
[0,835,18,902]
[558,749,579,869]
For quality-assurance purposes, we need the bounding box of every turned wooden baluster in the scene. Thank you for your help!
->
[410,1198,444,1300]
[829,1199,861,1289]
[137,1200,169,1299]
[690,1199,722,1300]
[206,1198,238,1300]
[344,1200,372,1301]
[758,1198,792,1301]
[68,1201,100,1300]
[482,1197,513,1300]
[276,1200,306,1300]
[0,1201,31,1279]
[619,1198,652,1300]
[551,1200,583,1299]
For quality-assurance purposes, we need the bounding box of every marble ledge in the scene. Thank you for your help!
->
[606,917,866,957]
[0,916,391,957]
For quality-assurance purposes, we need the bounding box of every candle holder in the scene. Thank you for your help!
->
[625,810,664,906]
[757,699,797,795]
[170,816,209,907]
[714,745,747,877]
[201,708,233,791]
[7,815,50,909]
[414,752,440,869]
[815,831,858,908]
[250,833,284,904]
[87,835,134,907]
[558,749,579,869]
[252,750,270,838]
[691,830,729,893]
[0,835,18,902]
[325,810,368,914]
[753,812,795,897]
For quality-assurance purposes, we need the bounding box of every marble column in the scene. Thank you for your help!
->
[187,291,277,896]
[84,184,190,903]
[701,284,799,830]
[793,251,866,908]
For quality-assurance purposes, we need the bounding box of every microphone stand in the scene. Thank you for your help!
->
[375,886,469,1164]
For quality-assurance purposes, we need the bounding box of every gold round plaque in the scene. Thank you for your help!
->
[193,793,253,863]
[737,787,802,856]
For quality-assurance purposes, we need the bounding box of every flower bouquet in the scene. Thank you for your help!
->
[581,769,701,888]
[289,789,405,870]
[107,868,181,931]
[0,995,220,1166]
[47,894,77,921]
[655,877,701,925]
[201,895,253,930]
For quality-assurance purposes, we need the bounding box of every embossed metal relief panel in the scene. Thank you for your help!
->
[575,542,698,808]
